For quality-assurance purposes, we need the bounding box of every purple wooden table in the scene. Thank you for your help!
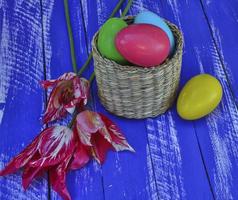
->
[0,0,238,199]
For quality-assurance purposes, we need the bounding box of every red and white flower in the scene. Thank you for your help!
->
[41,72,90,123]
[0,126,79,200]
[0,112,135,200]
[74,110,135,164]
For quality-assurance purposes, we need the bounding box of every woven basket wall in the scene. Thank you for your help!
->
[92,18,183,119]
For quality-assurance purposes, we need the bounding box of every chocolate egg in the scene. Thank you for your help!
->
[115,24,170,67]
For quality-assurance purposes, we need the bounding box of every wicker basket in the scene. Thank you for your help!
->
[92,18,183,119]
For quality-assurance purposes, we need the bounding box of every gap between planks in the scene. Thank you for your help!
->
[199,0,238,109]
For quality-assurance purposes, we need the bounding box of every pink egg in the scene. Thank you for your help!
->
[115,24,170,67]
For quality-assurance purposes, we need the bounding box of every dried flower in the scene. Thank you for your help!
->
[75,110,135,164]
[41,72,89,123]
[0,126,78,199]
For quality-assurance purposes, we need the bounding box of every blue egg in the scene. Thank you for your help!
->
[134,11,175,55]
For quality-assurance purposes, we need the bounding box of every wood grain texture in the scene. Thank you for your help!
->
[197,3,238,196]
[200,0,238,105]
[0,0,48,199]
[1,0,238,199]
[159,0,238,199]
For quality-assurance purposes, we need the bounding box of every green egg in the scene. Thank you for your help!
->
[97,18,128,64]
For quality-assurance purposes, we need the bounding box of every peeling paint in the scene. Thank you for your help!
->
[146,113,186,200]
[41,0,54,80]
[0,154,48,200]
[0,0,48,199]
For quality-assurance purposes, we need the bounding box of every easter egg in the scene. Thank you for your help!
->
[97,18,128,64]
[134,11,175,55]
[177,74,223,120]
[115,24,170,67]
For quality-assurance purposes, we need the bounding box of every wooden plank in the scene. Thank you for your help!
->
[41,0,104,199]
[0,0,49,199]
[198,4,238,197]
[200,0,238,104]
[80,0,213,199]
[159,0,238,199]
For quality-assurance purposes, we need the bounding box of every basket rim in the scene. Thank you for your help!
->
[92,16,184,73]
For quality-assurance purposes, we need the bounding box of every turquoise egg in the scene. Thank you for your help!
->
[134,11,175,55]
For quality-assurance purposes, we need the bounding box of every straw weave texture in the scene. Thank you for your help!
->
[92,20,183,119]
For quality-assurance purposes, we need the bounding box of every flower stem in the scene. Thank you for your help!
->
[67,0,133,128]
[77,0,126,76]
[77,52,93,76]
[110,0,125,18]
[63,0,78,74]
[121,0,133,17]
[87,0,133,83]
[77,0,133,78]
[89,72,95,84]
[68,111,77,128]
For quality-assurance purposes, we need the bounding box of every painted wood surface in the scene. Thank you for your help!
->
[0,0,238,199]
[0,0,49,200]
[159,0,238,199]
[200,0,238,104]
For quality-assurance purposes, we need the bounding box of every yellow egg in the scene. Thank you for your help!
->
[177,74,223,120]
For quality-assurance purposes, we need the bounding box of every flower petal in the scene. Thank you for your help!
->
[41,72,77,89]
[43,106,67,124]
[99,114,135,152]
[49,155,72,200]
[73,77,89,99]
[76,111,104,146]
[0,125,77,200]
[90,132,113,164]
[65,106,75,114]
[21,150,45,189]
[64,78,90,113]
[75,111,135,163]
[29,126,76,168]
[41,72,76,89]
[41,79,58,89]
[22,165,44,190]
[42,81,70,124]
[69,132,91,170]
[42,72,78,124]
[0,134,41,176]
[42,73,89,123]
[58,72,77,81]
